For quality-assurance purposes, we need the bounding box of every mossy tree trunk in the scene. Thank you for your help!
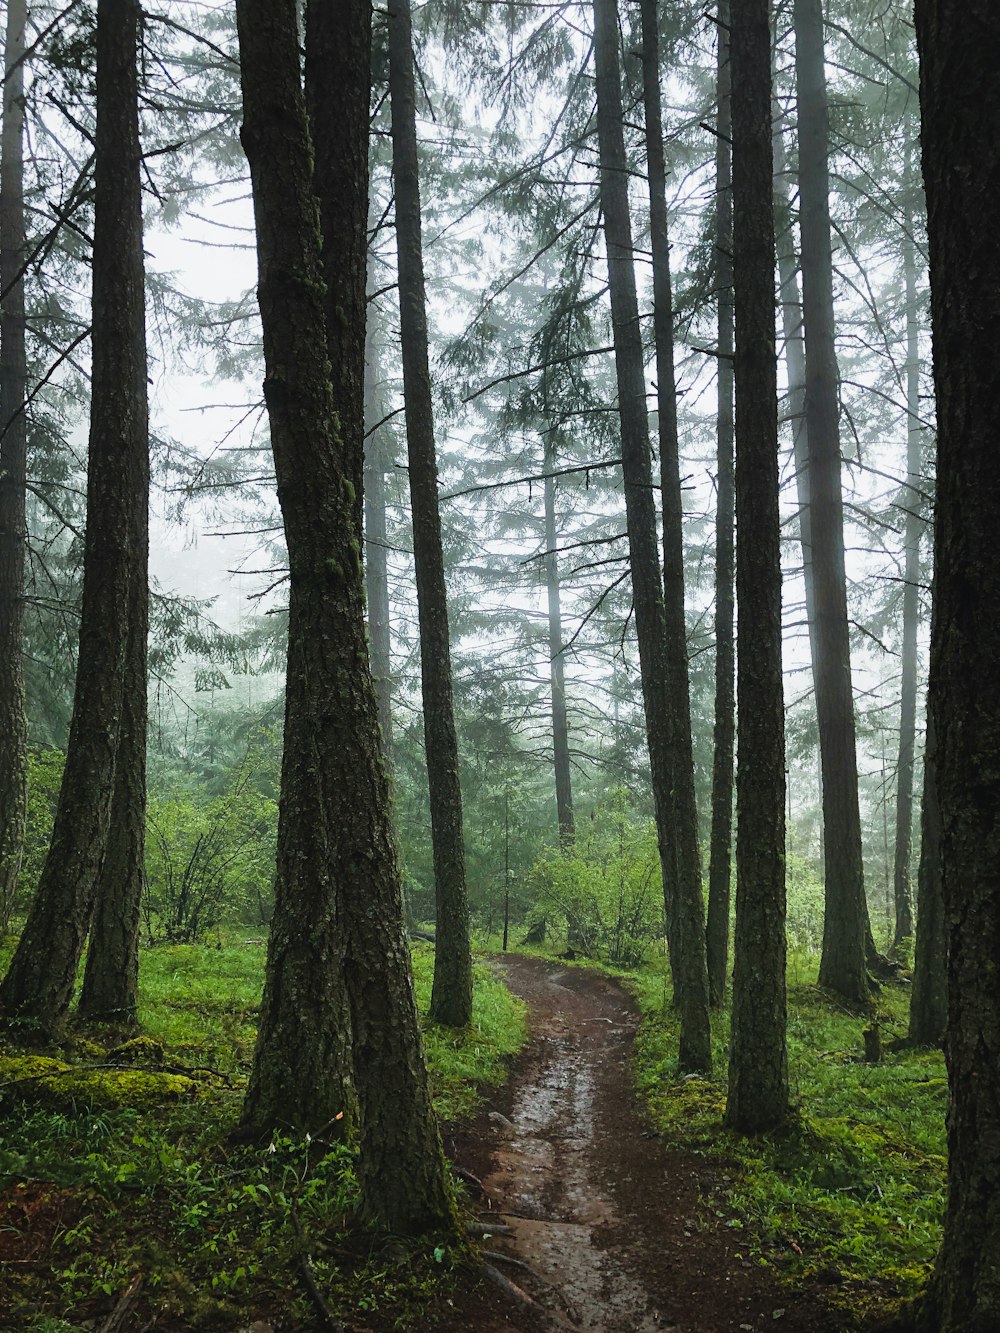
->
[592,0,711,1074]
[915,5,1000,1320]
[794,0,869,1006]
[706,3,735,1009]
[363,318,395,767]
[235,0,455,1235]
[0,0,28,933]
[724,0,789,1136]
[78,564,148,1026]
[0,0,148,1036]
[639,0,711,1038]
[386,0,471,1028]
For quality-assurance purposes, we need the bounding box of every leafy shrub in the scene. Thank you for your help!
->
[525,791,664,964]
[144,747,278,942]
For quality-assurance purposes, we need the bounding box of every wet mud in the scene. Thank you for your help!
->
[444,954,842,1333]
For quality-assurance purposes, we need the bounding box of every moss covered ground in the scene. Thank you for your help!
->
[629,953,945,1326]
[0,937,526,1332]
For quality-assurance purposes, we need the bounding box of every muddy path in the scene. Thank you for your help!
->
[443,955,841,1333]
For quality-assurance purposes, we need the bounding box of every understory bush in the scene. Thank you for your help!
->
[525,790,663,964]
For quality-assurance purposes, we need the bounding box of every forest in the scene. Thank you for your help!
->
[0,0,996,1330]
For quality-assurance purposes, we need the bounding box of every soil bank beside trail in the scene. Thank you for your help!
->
[444,954,842,1333]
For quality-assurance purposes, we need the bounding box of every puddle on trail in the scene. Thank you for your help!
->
[481,970,671,1333]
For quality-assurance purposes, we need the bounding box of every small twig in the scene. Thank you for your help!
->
[291,1206,344,1331]
[98,1274,144,1333]
[466,1220,513,1236]
[483,1262,539,1311]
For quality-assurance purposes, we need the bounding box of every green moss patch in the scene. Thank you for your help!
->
[0,1049,200,1111]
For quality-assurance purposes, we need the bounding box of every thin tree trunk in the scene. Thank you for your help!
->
[772,111,817,672]
[706,2,735,1009]
[639,0,709,1033]
[794,0,869,1006]
[891,198,922,953]
[0,0,28,931]
[0,0,147,1035]
[543,437,574,846]
[908,709,945,1046]
[592,0,710,1074]
[387,0,471,1028]
[724,0,788,1135]
[364,317,395,766]
[235,0,456,1235]
[915,4,1000,1324]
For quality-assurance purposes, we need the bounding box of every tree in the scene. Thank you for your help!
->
[592,0,711,1074]
[543,435,574,846]
[908,711,945,1046]
[794,0,869,1006]
[889,177,924,953]
[0,0,28,932]
[914,5,1000,1320]
[234,0,456,1233]
[639,0,707,1014]
[724,0,788,1135]
[0,0,148,1034]
[387,0,472,1028]
[706,1,735,1008]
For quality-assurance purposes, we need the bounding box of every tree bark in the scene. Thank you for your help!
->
[914,4,1000,1320]
[794,0,869,1006]
[908,710,945,1046]
[890,196,922,953]
[0,0,28,931]
[78,558,148,1026]
[387,0,472,1028]
[0,0,148,1035]
[363,315,395,767]
[724,0,788,1135]
[706,2,735,1009]
[592,0,711,1074]
[306,0,369,536]
[235,0,455,1235]
[543,437,574,846]
[639,0,709,1029]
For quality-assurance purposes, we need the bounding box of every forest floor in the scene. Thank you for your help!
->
[440,954,846,1333]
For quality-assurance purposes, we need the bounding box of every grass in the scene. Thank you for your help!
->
[630,951,945,1325]
[0,932,527,1332]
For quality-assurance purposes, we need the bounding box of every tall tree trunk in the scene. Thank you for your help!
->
[706,2,735,1009]
[890,199,923,953]
[794,0,869,1006]
[78,562,148,1025]
[724,0,788,1135]
[915,4,1000,1324]
[592,0,711,1074]
[364,312,395,766]
[773,112,817,673]
[386,0,471,1028]
[0,0,28,931]
[543,437,574,845]
[908,709,945,1046]
[639,0,709,1027]
[305,0,369,535]
[0,0,148,1035]
[235,0,456,1235]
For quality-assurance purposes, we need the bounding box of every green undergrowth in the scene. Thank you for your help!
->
[0,933,526,1331]
[630,954,945,1326]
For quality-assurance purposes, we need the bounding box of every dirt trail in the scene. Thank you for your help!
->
[444,955,840,1333]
